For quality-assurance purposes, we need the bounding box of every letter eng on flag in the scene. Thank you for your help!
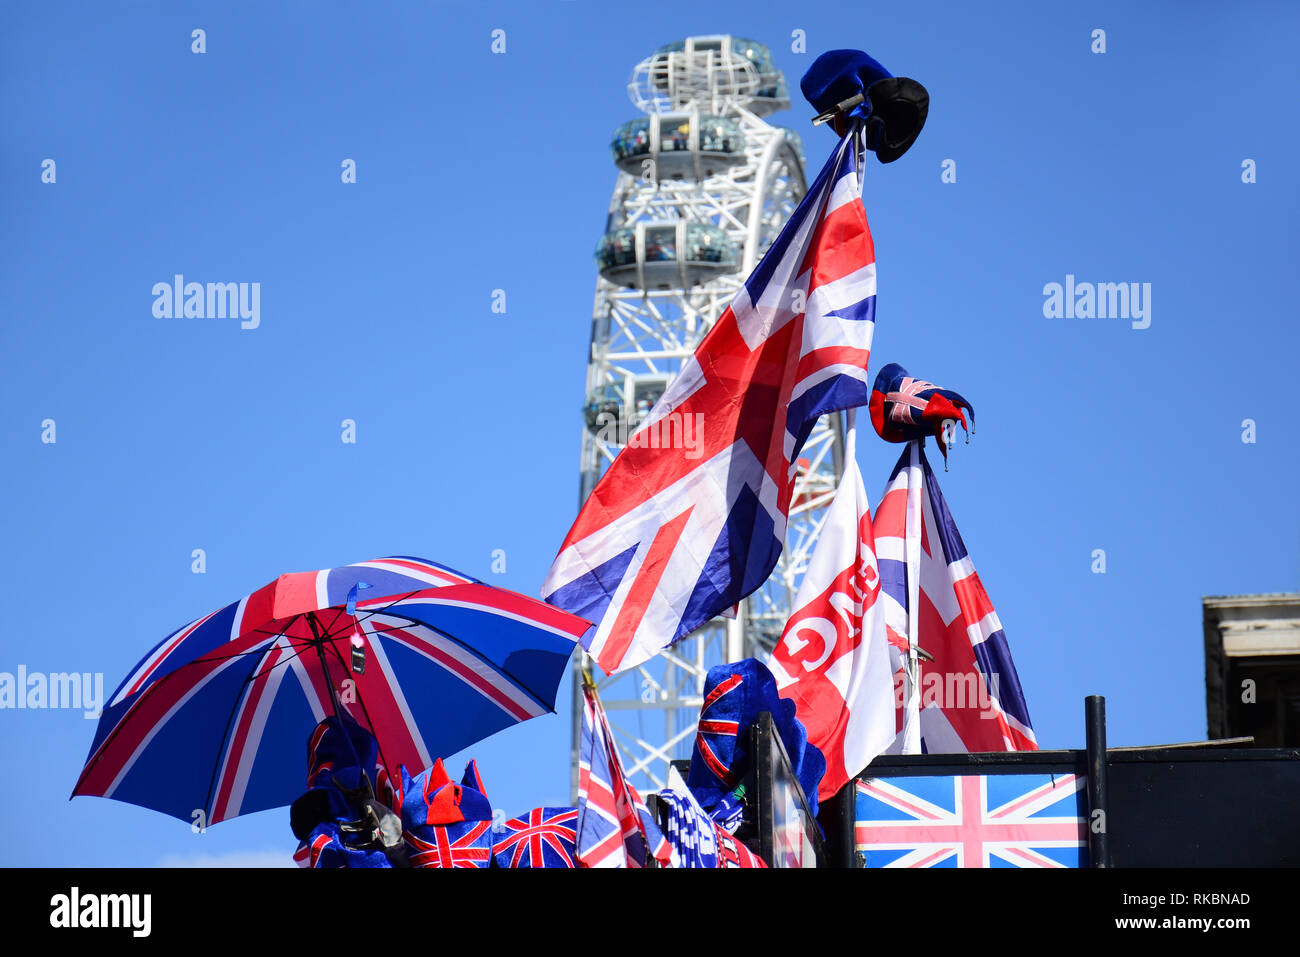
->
[770,413,895,802]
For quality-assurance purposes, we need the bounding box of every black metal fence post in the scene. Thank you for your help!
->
[1085,694,1111,868]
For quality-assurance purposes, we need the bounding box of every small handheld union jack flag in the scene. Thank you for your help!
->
[875,443,1036,753]
[576,675,672,868]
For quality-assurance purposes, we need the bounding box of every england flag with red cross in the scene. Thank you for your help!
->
[770,413,895,802]
[543,125,879,676]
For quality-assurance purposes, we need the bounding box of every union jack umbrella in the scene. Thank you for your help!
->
[72,556,591,826]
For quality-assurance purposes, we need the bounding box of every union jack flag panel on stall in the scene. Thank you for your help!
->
[543,124,879,675]
[576,682,672,868]
[493,808,579,868]
[875,443,1036,752]
[856,773,1088,868]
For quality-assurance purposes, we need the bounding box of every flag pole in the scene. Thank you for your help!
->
[901,440,923,753]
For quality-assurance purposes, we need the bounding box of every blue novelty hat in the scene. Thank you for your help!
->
[801,49,929,162]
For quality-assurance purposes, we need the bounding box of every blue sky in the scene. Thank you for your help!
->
[2,1,1297,866]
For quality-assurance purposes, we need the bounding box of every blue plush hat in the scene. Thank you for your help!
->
[801,49,929,162]
[687,658,826,819]
[399,759,495,868]
[289,712,391,841]
[399,758,492,828]
[869,362,974,457]
[288,713,401,866]
[293,820,392,869]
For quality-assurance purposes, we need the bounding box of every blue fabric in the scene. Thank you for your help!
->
[289,714,395,868]
[296,820,391,868]
[656,790,718,869]
[687,658,826,818]
[800,49,894,121]
[399,759,492,829]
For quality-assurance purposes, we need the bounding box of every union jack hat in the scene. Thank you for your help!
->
[869,362,975,455]
[289,712,393,842]
[399,759,495,869]
[399,758,491,828]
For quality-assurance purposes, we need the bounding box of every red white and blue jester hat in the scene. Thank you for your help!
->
[869,362,975,460]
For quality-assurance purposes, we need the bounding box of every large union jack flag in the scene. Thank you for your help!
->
[543,124,879,675]
[856,773,1088,868]
[576,681,672,868]
[875,444,1036,753]
[492,807,579,868]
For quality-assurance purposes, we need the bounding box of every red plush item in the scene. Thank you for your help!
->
[715,825,767,868]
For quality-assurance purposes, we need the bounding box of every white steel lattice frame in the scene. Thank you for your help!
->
[570,44,845,798]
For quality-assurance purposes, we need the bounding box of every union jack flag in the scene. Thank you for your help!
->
[576,680,672,868]
[875,443,1036,753]
[405,821,494,869]
[543,124,879,675]
[492,808,579,868]
[856,773,1088,868]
